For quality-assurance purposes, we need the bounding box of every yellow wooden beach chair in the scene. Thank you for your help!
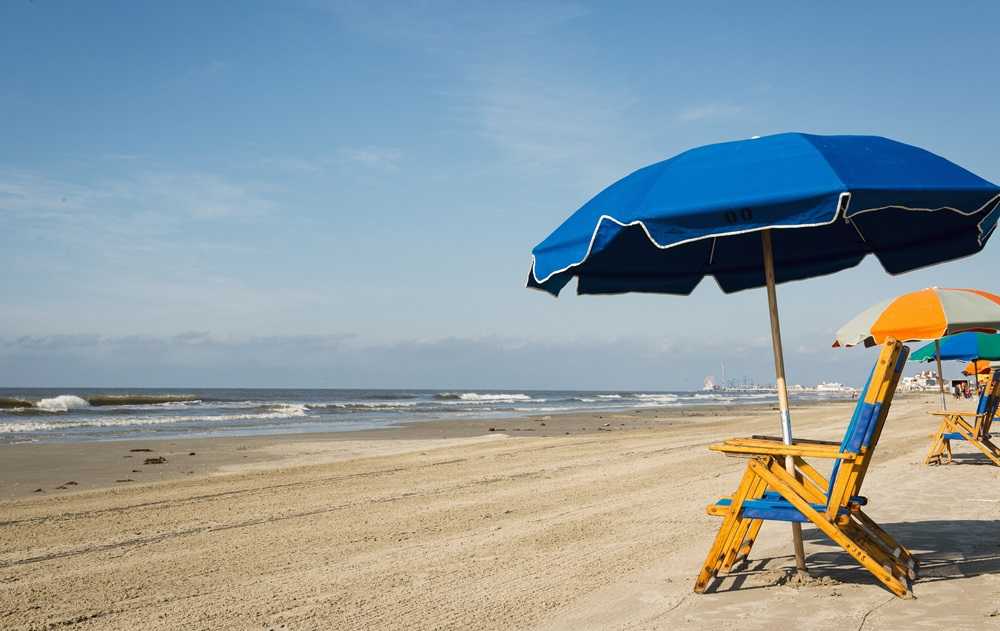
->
[694,339,916,597]
[925,369,1000,466]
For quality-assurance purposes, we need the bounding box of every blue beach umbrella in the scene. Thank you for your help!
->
[910,332,1000,363]
[912,331,1000,394]
[527,132,1000,570]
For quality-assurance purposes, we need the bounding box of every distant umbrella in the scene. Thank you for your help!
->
[834,288,1000,406]
[910,331,1000,362]
[962,359,993,376]
[913,332,1000,391]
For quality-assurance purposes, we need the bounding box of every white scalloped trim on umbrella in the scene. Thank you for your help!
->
[531,192,1000,287]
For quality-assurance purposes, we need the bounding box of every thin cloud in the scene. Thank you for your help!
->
[258,156,327,175]
[676,103,745,123]
[0,169,271,223]
[339,146,403,169]
[324,2,590,54]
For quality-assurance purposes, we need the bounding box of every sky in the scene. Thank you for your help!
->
[2,1,999,389]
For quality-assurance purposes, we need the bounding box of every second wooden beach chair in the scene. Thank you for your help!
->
[694,339,916,597]
[925,368,1000,466]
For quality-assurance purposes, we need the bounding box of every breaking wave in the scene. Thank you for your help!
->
[0,403,309,433]
[434,392,532,403]
[86,394,202,407]
[36,395,91,412]
[3,393,203,412]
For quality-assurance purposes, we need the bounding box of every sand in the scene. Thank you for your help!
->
[2,395,1000,630]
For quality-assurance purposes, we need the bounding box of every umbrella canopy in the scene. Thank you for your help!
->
[832,288,1000,348]
[833,288,1000,409]
[529,133,1000,296]
[528,133,1000,575]
[962,359,993,376]
[910,332,1000,362]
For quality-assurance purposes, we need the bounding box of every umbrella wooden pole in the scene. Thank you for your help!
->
[935,340,947,410]
[761,230,807,573]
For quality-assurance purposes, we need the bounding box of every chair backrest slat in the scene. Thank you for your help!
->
[975,376,992,415]
[824,339,907,518]
[825,366,877,500]
[977,369,1000,438]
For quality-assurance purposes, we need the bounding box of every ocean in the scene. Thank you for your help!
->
[0,388,856,444]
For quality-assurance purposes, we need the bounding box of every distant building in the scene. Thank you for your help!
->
[900,370,939,391]
[815,382,857,393]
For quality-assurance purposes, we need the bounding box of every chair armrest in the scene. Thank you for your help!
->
[750,435,841,446]
[929,411,984,417]
[710,438,856,460]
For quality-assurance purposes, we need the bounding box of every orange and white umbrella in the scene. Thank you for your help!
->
[834,287,1000,407]
[833,288,1000,348]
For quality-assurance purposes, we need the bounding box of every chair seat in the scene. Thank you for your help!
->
[756,490,867,505]
[714,494,863,523]
[943,432,968,441]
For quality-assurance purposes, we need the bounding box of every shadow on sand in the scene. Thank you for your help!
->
[931,450,1000,466]
[717,519,1000,593]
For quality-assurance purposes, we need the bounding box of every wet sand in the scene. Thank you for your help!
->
[2,394,1000,630]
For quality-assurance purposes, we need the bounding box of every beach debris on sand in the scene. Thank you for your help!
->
[129,448,154,452]
[143,456,167,465]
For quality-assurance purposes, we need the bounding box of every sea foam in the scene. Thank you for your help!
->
[36,395,91,413]
[435,392,532,403]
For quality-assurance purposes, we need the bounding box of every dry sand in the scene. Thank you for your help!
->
[2,395,1000,630]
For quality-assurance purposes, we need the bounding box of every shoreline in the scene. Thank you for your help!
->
[0,399,863,501]
[0,387,866,446]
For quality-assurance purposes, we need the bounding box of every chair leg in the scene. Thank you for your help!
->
[925,420,949,465]
[853,510,918,575]
[843,520,914,581]
[728,518,764,570]
[970,436,1000,466]
[720,476,768,572]
[694,467,760,593]
[695,507,741,592]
